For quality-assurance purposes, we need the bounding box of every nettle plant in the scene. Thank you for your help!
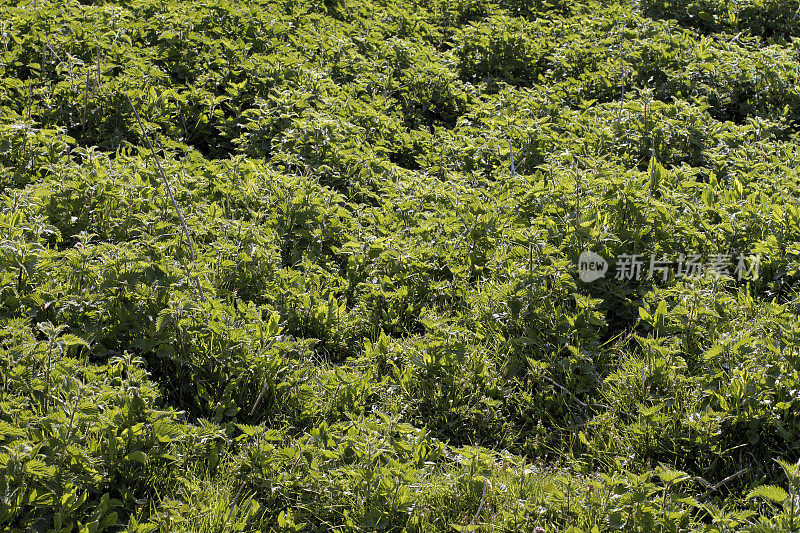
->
[1,0,800,530]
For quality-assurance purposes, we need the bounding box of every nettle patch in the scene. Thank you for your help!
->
[1,0,800,530]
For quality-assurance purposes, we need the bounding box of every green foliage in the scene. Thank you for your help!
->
[642,0,800,40]
[1,0,800,530]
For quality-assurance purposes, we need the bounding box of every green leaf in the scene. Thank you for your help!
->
[655,465,689,484]
[746,485,787,503]
[624,102,644,113]
[60,334,89,348]
[696,11,716,24]
[124,451,148,464]
[0,420,25,440]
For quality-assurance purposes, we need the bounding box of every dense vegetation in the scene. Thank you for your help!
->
[1,0,800,530]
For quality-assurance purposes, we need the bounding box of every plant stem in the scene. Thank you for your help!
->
[125,94,206,301]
